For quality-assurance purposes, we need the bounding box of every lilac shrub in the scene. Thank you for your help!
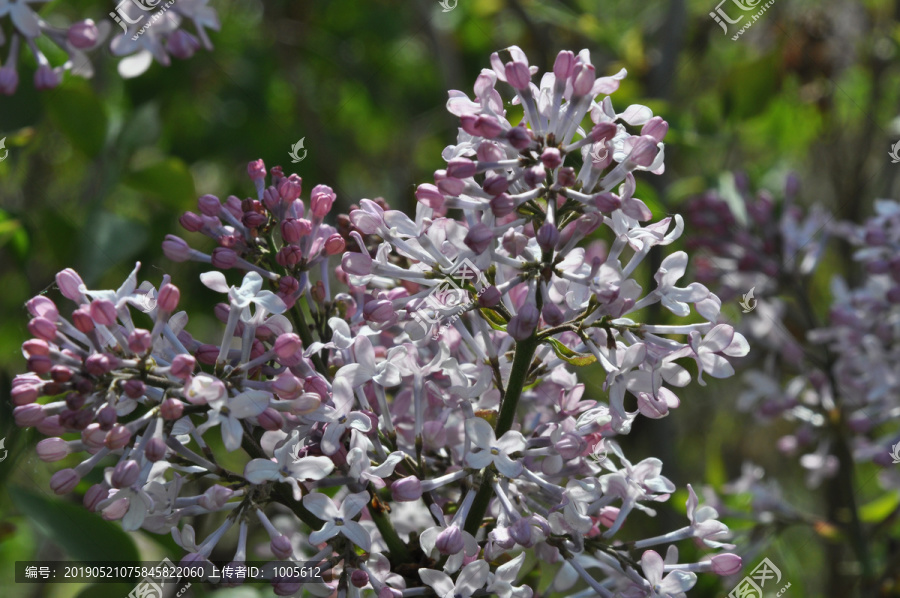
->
[0,0,219,94]
[684,177,900,586]
[13,47,748,596]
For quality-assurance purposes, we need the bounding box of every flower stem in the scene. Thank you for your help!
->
[367,488,412,564]
[463,333,539,537]
[291,299,328,376]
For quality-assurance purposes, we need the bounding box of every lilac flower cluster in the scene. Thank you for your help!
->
[685,178,900,488]
[13,47,748,596]
[0,0,218,95]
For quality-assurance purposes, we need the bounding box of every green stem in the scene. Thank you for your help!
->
[367,488,412,564]
[463,334,539,537]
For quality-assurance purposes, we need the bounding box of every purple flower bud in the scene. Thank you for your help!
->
[111,460,140,488]
[145,438,167,462]
[105,425,131,450]
[508,303,539,340]
[258,408,284,431]
[391,476,423,502]
[123,379,145,400]
[435,525,465,555]
[179,211,204,232]
[324,234,345,255]
[273,333,301,361]
[640,116,668,142]
[248,159,266,180]
[554,432,585,459]
[211,247,238,269]
[505,61,531,90]
[199,485,234,510]
[505,125,532,150]
[572,63,595,96]
[540,148,562,170]
[490,193,516,218]
[170,354,196,380]
[482,175,509,196]
[166,29,200,59]
[28,317,57,342]
[102,498,129,521]
[158,283,181,312]
[476,141,504,164]
[273,579,302,596]
[27,296,59,320]
[160,398,184,420]
[27,355,51,375]
[97,406,118,431]
[243,210,268,228]
[351,569,369,588]
[12,383,40,406]
[84,483,110,511]
[589,122,617,143]
[278,175,303,202]
[14,404,44,427]
[415,183,445,210]
[523,164,546,188]
[163,235,192,262]
[90,300,118,326]
[56,268,85,300]
[509,517,534,547]
[196,344,220,365]
[85,354,112,377]
[436,175,465,197]
[599,506,619,528]
[304,376,329,400]
[281,218,310,243]
[276,245,304,267]
[464,223,494,255]
[447,158,477,179]
[0,66,19,95]
[553,50,576,80]
[198,194,222,216]
[36,437,70,462]
[50,469,80,495]
[477,285,501,308]
[34,65,60,91]
[363,299,395,324]
[127,329,153,354]
[311,185,336,218]
[271,534,293,560]
[272,371,303,400]
[711,553,742,575]
[37,415,64,436]
[542,302,565,328]
[536,222,559,252]
[627,135,660,167]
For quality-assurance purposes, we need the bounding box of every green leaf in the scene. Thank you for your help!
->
[125,158,197,209]
[860,491,900,523]
[546,337,597,367]
[44,84,108,157]
[79,212,149,285]
[478,308,508,331]
[8,486,140,563]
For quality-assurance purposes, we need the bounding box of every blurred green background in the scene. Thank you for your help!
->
[2,0,900,596]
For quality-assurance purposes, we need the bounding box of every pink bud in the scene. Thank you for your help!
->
[508,303,539,340]
[482,175,509,196]
[415,184,445,209]
[248,159,266,180]
[28,317,57,342]
[198,194,222,216]
[84,483,110,511]
[37,415,65,436]
[571,63,595,96]
[145,438,167,462]
[55,268,85,300]
[160,398,185,420]
[105,425,131,450]
[272,371,303,400]
[12,383,40,406]
[271,535,293,560]
[477,285,501,308]
[554,432,584,459]
[641,116,669,142]
[490,193,516,218]
[524,164,546,188]
[123,379,146,399]
[553,50,575,79]
[509,517,534,547]
[278,175,303,202]
[50,469,81,495]
[179,211,204,232]
[324,234,345,256]
[627,135,660,168]
[158,284,180,311]
[281,218,309,243]
[363,299,395,324]
[304,376,329,400]
[464,223,493,255]
[166,29,200,59]
[598,506,619,528]
[111,460,140,488]
[436,175,465,197]
[36,437,70,462]
[170,354,196,380]
[211,247,238,269]
[504,61,531,90]
[27,296,59,320]
[199,485,234,510]
[291,394,321,415]
[446,157,477,179]
[351,569,369,588]
[276,245,303,267]
[540,147,562,170]
[72,307,95,333]
[711,553,742,576]
[27,355,52,375]
[589,122,618,143]
[163,235,192,262]
[311,185,336,218]
[68,19,99,48]
[536,222,559,252]
[97,406,118,430]
[258,407,284,431]
[102,498,129,521]
[391,476,422,502]
[127,329,153,354]
[85,353,112,377]
[34,65,60,91]
[435,525,464,555]
[0,66,19,96]
[196,344,220,365]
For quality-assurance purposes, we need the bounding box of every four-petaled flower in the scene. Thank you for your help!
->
[302,491,372,551]
[419,560,490,598]
[244,430,335,500]
[465,417,526,477]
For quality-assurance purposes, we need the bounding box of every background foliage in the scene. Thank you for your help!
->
[2,0,900,596]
